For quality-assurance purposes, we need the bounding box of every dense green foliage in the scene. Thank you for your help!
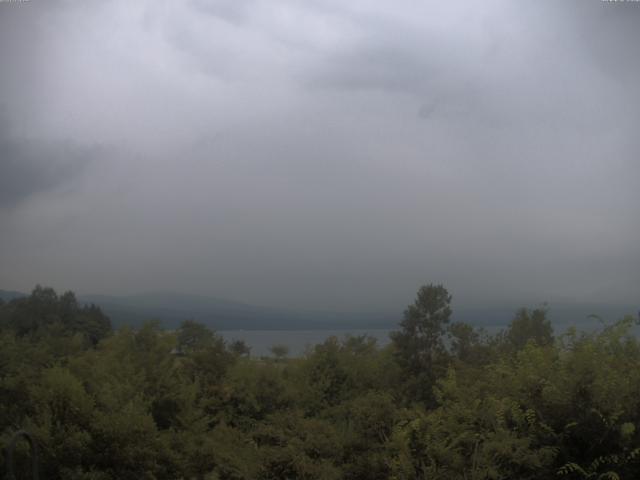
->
[1,285,639,479]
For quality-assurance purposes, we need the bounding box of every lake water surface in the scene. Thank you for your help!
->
[219,319,622,357]
[219,329,393,357]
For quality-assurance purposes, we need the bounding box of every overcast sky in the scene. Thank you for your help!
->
[0,0,638,313]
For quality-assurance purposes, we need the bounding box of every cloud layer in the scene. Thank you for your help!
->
[0,0,638,314]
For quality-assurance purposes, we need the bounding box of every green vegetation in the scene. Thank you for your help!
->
[1,285,639,479]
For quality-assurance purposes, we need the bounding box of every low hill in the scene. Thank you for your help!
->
[0,289,26,302]
[1,288,635,331]
[77,292,395,330]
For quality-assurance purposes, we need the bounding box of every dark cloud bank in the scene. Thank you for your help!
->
[0,120,96,208]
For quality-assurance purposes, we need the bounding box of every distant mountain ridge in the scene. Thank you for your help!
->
[0,289,26,302]
[1,288,635,331]
[79,292,399,330]
[1,289,394,330]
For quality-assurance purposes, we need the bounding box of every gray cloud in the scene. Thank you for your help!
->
[0,117,96,208]
[0,0,637,314]
[189,0,254,25]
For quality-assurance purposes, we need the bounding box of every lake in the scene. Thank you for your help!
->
[219,318,627,357]
[219,329,393,357]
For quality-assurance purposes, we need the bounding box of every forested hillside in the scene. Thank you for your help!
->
[1,285,639,479]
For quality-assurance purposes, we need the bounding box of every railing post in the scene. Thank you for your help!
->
[5,430,39,480]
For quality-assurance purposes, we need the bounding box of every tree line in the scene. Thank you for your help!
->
[1,284,639,479]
